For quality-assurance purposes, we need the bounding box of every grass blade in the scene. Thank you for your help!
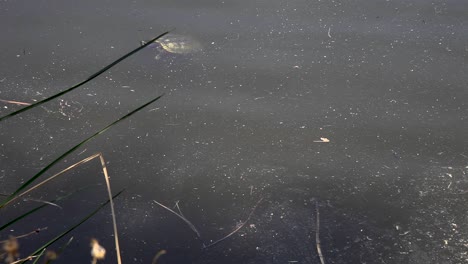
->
[7,153,101,207]
[44,237,74,264]
[0,31,169,122]
[0,186,89,231]
[21,190,124,264]
[0,204,48,231]
[0,94,163,208]
[31,249,46,264]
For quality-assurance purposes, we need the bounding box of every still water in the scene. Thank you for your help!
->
[1,0,467,263]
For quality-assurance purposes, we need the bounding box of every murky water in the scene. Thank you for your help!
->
[1,0,467,263]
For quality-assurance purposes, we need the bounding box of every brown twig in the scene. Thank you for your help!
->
[203,197,263,249]
[9,248,45,264]
[10,255,36,264]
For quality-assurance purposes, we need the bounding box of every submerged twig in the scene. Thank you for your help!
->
[203,197,263,249]
[0,228,47,243]
[174,200,184,216]
[315,201,325,264]
[153,200,201,238]
[151,250,167,264]
[22,198,62,209]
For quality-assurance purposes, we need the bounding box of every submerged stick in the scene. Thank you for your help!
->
[153,200,201,238]
[315,201,325,264]
[203,197,263,249]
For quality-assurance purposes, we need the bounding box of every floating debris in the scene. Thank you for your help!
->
[314,137,330,143]
[90,238,106,264]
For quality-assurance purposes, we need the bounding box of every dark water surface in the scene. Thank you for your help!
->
[1,0,467,263]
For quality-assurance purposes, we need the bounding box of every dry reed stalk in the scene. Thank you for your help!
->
[3,152,122,264]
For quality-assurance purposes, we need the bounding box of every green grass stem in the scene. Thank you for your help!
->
[0,94,163,208]
[0,31,169,122]
[20,190,124,264]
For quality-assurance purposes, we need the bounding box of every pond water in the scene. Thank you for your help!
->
[1,0,467,263]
